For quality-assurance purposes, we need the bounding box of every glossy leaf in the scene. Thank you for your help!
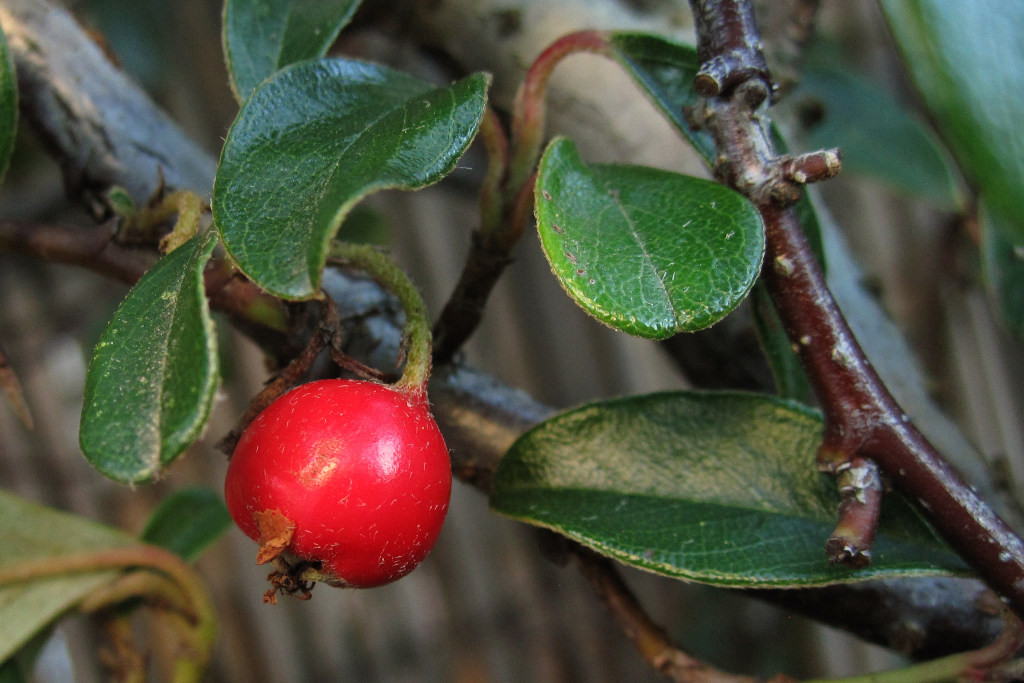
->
[0,491,136,663]
[535,138,764,339]
[750,284,815,405]
[881,1,1024,243]
[214,60,489,299]
[80,230,220,483]
[0,26,17,183]
[141,487,232,562]
[788,64,962,210]
[982,202,1024,339]
[608,32,826,268]
[607,32,714,164]
[492,392,968,587]
[223,0,361,102]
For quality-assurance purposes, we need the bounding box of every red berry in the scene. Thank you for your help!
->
[224,379,451,588]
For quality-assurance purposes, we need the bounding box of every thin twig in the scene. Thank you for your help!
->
[433,33,612,364]
[0,338,34,429]
[216,310,330,455]
[569,546,772,683]
[2,0,1016,657]
[0,218,296,356]
[688,0,1024,618]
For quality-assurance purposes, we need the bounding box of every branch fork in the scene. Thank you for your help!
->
[688,0,1024,619]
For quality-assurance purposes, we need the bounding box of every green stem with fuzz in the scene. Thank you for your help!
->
[477,106,511,239]
[327,242,433,397]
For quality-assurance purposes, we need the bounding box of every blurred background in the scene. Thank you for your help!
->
[2,0,1022,680]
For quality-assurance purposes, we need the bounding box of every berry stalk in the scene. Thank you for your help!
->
[327,242,433,398]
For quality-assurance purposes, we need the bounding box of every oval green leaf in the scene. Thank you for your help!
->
[750,284,815,405]
[222,0,362,103]
[80,230,220,484]
[606,32,714,164]
[788,63,962,210]
[0,25,17,183]
[982,201,1024,339]
[0,491,137,663]
[141,487,232,562]
[535,138,764,339]
[214,60,489,299]
[606,31,826,267]
[881,1,1024,243]
[491,391,969,587]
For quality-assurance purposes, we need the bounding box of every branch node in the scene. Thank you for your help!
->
[695,53,772,106]
[779,149,842,185]
[827,457,883,568]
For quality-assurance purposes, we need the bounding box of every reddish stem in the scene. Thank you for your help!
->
[689,0,1024,618]
[434,32,612,364]
[508,30,612,193]
[570,546,765,683]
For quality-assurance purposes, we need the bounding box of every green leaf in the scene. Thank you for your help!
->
[535,138,764,339]
[0,629,50,683]
[491,392,969,587]
[141,488,232,562]
[0,491,136,663]
[0,658,28,683]
[222,0,362,103]
[750,284,815,405]
[787,63,962,210]
[80,230,220,483]
[0,25,18,183]
[607,32,715,164]
[214,60,489,299]
[607,32,826,269]
[881,1,1024,242]
[982,202,1024,339]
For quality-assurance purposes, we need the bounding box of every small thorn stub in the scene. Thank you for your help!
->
[826,537,872,569]
[827,457,884,568]
[780,149,842,186]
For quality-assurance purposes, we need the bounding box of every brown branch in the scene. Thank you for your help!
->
[0,218,303,364]
[570,546,774,683]
[0,0,215,208]
[688,0,1024,619]
[2,0,1016,662]
[825,457,883,568]
[432,228,515,364]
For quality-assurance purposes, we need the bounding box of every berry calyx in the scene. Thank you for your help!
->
[224,379,452,591]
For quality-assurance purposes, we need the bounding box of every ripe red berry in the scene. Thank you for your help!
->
[224,379,452,589]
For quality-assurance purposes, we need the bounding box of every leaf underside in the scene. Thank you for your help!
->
[491,391,969,587]
[141,487,233,562]
[981,202,1024,339]
[788,62,962,210]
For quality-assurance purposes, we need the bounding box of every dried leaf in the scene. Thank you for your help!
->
[254,509,295,565]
